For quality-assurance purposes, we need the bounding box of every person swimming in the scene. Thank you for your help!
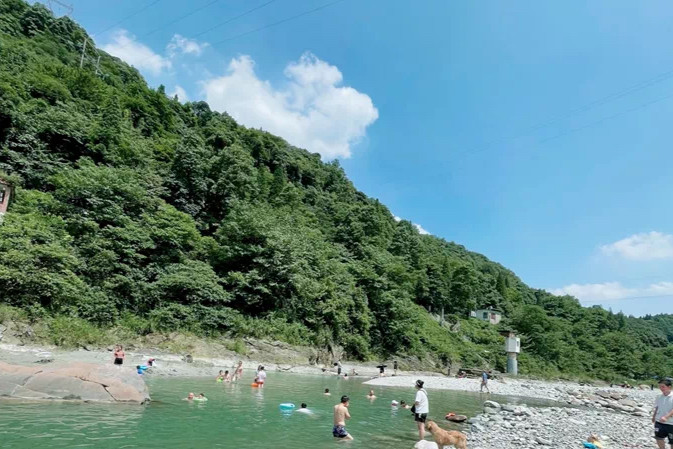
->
[184,392,195,401]
[296,402,312,414]
[324,388,331,396]
[366,389,376,399]
[216,370,225,382]
[400,400,410,409]
[223,370,231,382]
[194,393,208,401]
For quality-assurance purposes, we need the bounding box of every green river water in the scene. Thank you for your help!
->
[0,373,543,448]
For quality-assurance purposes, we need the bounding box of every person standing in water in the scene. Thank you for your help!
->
[394,360,399,376]
[113,345,125,367]
[233,361,243,381]
[414,379,429,441]
[333,395,353,440]
[256,366,267,387]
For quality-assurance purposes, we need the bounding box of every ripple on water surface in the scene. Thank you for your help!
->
[0,372,544,449]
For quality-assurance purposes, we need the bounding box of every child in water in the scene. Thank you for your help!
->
[194,393,208,401]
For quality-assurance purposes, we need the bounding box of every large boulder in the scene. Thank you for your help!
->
[0,361,150,404]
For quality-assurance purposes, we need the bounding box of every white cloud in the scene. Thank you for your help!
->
[600,231,673,261]
[550,281,673,302]
[169,85,189,102]
[415,224,431,235]
[167,34,208,57]
[393,215,431,235]
[102,29,171,76]
[202,53,378,159]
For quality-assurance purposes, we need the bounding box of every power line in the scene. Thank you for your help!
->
[452,66,673,161]
[193,0,278,39]
[92,0,163,37]
[211,0,347,46]
[534,89,673,147]
[45,0,73,17]
[144,0,224,38]
[584,294,673,303]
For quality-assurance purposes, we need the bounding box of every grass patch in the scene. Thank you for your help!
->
[224,338,248,355]
[43,315,105,348]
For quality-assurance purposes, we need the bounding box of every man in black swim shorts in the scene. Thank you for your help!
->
[333,395,353,440]
[654,378,673,449]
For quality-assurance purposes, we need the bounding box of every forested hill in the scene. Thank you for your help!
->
[0,0,671,380]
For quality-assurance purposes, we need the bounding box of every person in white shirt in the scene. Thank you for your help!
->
[256,366,267,387]
[414,379,429,440]
[654,378,673,449]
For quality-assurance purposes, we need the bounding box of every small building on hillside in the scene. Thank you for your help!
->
[470,308,502,325]
[0,178,11,217]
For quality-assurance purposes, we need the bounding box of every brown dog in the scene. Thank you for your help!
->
[426,420,467,449]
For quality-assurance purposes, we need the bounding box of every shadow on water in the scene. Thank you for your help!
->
[0,373,560,449]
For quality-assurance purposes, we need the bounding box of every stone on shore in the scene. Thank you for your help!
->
[414,441,439,449]
[0,361,150,404]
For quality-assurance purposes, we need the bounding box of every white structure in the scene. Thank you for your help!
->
[0,179,11,224]
[471,309,502,325]
[505,332,520,375]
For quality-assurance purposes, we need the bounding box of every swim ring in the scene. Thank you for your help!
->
[251,382,259,387]
[279,403,295,410]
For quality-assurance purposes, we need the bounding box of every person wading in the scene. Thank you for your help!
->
[413,379,429,441]
[333,395,353,440]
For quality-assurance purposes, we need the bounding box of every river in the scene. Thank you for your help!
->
[0,372,545,448]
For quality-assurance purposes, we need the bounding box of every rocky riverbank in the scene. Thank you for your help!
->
[467,399,653,449]
[365,375,658,406]
[0,342,386,378]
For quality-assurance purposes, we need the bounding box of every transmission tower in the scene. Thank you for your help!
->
[45,0,73,17]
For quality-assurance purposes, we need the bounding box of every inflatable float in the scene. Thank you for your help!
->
[279,403,295,411]
[445,412,467,423]
[251,382,259,387]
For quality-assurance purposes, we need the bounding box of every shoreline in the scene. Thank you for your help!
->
[0,343,661,449]
[1,342,658,404]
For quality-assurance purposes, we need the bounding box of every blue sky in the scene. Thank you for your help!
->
[44,0,673,316]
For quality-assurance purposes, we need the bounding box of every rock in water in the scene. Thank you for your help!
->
[483,400,501,409]
[0,361,150,404]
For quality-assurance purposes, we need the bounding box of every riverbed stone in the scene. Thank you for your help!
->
[484,400,501,409]
[0,361,149,404]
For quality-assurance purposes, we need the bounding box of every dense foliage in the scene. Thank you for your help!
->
[0,0,671,380]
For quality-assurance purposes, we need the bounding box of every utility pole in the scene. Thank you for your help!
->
[79,38,87,69]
